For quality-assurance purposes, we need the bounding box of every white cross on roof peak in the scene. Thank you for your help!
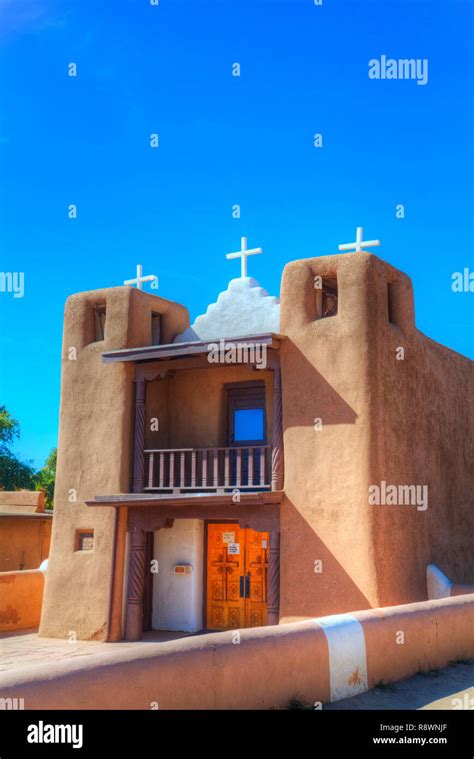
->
[226,236,262,278]
[124,264,158,291]
[338,226,381,253]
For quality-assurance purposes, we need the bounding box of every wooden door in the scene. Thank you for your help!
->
[207,524,246,630]
[206,523,269,630]
[245,528,269,628]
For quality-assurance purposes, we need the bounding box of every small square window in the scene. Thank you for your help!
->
[315,277,338,320]
[75,530,94,552]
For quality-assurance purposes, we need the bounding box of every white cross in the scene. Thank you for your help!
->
[226,236,262,278]
[124,264,158,290]
[338,227,381,253]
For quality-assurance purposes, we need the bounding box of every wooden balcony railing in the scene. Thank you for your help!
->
[144,446,271,492]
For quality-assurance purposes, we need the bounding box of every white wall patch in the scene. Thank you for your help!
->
[426,564,452,600]
[316,613,368,702]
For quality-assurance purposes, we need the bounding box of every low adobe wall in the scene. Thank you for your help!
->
[451,584,474,596]
[0,569,45,632]
[1,595,474,709]
[427,564,474,601]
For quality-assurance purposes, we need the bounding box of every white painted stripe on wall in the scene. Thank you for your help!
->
[316,613,368,702]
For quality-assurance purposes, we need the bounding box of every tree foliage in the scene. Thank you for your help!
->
[36,448,57,509]
[0,405,56,508]
[0,405,19,446]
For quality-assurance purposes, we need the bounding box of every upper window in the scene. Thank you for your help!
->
[151,313,161,345]
[387,283,397,325]
[93,304,106,342]
[234,408,265,442]
[315,277,338,320]
[226,382,266,446]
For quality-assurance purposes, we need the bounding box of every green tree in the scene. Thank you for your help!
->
[0,405,19,445]
[0,405,39,491]
[36,448,57,509]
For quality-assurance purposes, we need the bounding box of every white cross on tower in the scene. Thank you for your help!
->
[338,227,381,253]
[124,264,158,290]
[226,236,262,278]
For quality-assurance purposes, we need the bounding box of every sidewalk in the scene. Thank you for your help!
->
[0,629,195,673]
[325,660,474,710]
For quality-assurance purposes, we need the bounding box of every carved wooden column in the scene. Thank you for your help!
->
[133,379,146,493]
[271,360,284,491]
[125,527,146,641]
[267,530,280,625]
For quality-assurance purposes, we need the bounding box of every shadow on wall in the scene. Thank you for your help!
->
[282,341,358,427]
[280,501,372,620]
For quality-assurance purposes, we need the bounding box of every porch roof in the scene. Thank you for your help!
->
[86,491,283,508]
[101,332,285,364]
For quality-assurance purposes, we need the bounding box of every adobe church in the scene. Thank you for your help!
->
[39,232,474,642]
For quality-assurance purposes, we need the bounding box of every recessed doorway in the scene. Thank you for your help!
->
[206,522,269,630]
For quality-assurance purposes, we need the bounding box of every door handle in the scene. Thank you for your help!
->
[240,574,251,598]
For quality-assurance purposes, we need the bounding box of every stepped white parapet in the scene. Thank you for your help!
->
[173,277,280,342]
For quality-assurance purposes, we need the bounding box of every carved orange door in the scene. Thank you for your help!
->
[206,523,269,630]
[245,528,269,628]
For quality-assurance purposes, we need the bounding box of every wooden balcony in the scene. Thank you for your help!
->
[144,446,271,493]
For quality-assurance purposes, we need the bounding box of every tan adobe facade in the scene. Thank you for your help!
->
[39,252,473,642]
[0,490,52,573]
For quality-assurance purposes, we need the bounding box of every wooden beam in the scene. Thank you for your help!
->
[103,333,285,365]
[86,491,283,508]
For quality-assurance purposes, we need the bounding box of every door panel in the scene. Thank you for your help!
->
[245,529,269,628]
[206,524,246,630]
[206,523,269,630]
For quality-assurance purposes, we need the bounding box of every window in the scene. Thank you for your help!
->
[315,277,338,320]
[93,304,106,342]
[226,382,266,445]
[225,382,267,487]
[234,408,265,442]
[387,283,397,325]
[75,530,94,552]
[151,313,161,345]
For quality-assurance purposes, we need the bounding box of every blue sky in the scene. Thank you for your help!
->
[0,0,473,468]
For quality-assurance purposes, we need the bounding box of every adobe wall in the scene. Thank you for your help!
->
[2,595,474,709]
[371,295,473,604]
[39,287,189,640]
[279,252,473,619]
[0,491,45,511]
[0,569,44,632]
[279,253,379,618]
[0,517,51,572]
